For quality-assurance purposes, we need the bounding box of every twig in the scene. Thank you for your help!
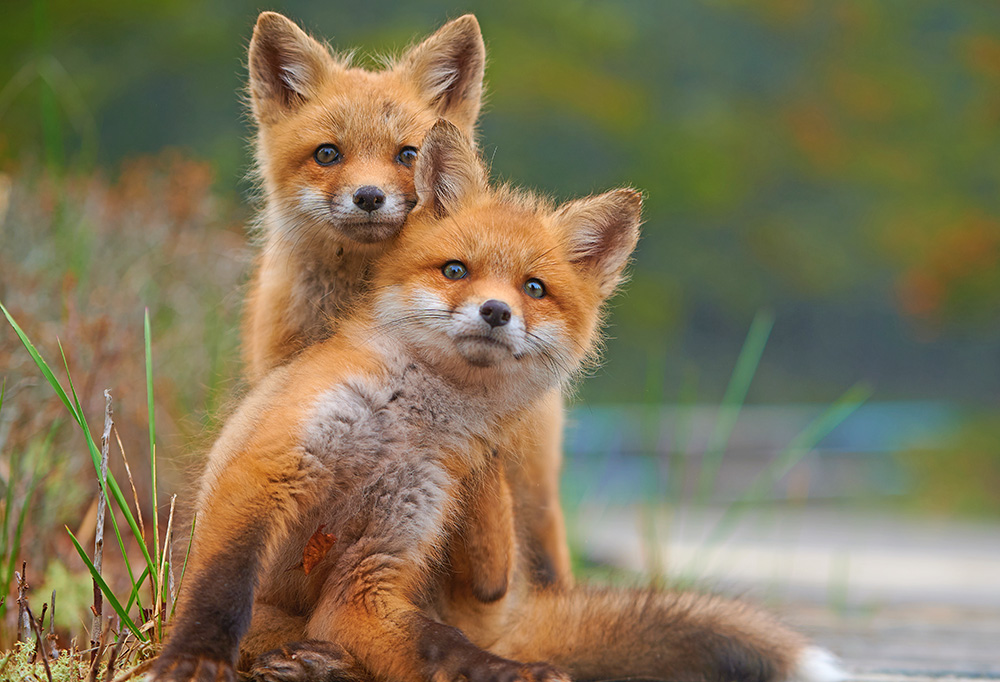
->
[49,589,56,636]
[47,589,59,658]
[24,601,53,682]
[102,619,127,682]
[93,390,113,643]
[88,619,111,682]
[109,659,153,682]
[37,602,48,658]
[16,562,29,642]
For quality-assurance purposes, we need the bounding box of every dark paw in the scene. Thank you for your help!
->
[249,640,366,682]
[152,653,237,682]
[419,619,568,682]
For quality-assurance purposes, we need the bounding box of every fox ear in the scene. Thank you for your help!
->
[399,15,486,135]
[556,189,643,297]
[414,119,487,217]
[249,12,333,123]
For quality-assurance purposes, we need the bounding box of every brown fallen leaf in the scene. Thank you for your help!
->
[303,524,337,575]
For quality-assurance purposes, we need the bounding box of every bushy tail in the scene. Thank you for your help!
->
[490,585,846,682]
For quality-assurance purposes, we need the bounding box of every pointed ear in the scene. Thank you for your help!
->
[398,15,486,134]
[248,12,334,123]
[556,189,643,297]
[414,119,488,217]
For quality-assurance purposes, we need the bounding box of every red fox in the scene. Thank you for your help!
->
[242,11,573,592]
[153,121,843,682]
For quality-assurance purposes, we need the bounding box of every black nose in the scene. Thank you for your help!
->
[479,300,511,328]
[353,185,386,213]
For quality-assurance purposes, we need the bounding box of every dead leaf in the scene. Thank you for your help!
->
[302,524,336,575]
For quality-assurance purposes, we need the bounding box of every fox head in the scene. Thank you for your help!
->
[373,120,642,396]
[248,12,485,246]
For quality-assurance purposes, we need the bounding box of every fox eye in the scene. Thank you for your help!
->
[523,279,546,299]
[397,146,418,167]
[314,144,342,166]
[442,261,468,280]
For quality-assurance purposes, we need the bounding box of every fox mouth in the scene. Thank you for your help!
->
[456,334,511,349]
[454,334,514,367]
[333,216,407,244]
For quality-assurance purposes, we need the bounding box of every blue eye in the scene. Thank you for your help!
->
[314,144,341,165]
[397,146,418,167]
[523,279,545,299]
[442,261,468,280]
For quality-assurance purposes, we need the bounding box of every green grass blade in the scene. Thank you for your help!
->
[66,527,146,641]
[696,382,872,564]
[124,565,151,614]
[696,310,774,503]
[1,423,56,621]
[145,309,160,587]
[1,301,78,419]
[2,302,159,583]
[56,340,142,594]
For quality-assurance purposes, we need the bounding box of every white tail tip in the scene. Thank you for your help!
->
[790,646,848,682]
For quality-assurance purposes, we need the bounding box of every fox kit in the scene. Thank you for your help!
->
[154,122,842,682]
[243,11,572,592]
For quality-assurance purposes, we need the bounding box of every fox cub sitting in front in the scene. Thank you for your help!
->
[153,121,843,682]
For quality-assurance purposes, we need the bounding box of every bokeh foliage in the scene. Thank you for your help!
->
[3,0,998,405]
[1,0,999,522]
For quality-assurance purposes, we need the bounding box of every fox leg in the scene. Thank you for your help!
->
[303,459,567,682]
[151,447,328,682]
[490,585,845,682]
[502,390,572,586]
[450,452,515,603]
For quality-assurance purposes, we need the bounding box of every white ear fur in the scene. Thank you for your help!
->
[248,12,334,123]
[556,188,643,297]
[413,119,488,217]
[398,15,486,135]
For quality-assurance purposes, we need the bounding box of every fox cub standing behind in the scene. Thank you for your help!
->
[243,11,572,591]
[154,121,843,682]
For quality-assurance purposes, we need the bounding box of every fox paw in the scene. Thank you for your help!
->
[249,640,366,682]
[420,624,568,682]
[151,653,237,682]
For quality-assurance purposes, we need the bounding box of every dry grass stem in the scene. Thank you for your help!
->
[113,427,145,547]
[93,389,113,642]
[153,494,176,640]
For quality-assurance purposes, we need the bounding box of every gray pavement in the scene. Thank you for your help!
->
[572,504,1000,676]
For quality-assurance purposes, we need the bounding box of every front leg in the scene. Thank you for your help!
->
[305,459,567,682]
[152,447,327,681]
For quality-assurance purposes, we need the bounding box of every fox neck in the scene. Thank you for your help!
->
[259,206,392,342]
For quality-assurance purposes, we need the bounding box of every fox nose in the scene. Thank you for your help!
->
[479,300,512,328]
[353,186,386,213]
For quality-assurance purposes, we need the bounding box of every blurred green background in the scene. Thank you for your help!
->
[1,0,999,520]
